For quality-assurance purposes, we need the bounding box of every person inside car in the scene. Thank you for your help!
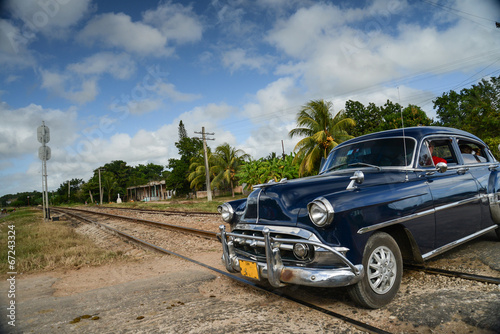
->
[429,142,446,165]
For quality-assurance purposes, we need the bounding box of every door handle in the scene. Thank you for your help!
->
[457,167,469,175]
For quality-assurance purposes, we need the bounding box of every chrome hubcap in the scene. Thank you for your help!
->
[367,246,397,294]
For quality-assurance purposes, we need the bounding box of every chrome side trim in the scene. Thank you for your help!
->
[357,195,480,234]
[357,208,435,234]
[433,195,480,213]
[422,225,498,260]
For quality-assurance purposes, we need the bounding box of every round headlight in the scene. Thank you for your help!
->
[218,203,234,223]
[307,197,334,227]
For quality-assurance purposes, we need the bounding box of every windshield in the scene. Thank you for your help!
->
[320,137,416,173]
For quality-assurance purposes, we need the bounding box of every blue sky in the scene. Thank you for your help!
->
[1,0,499,196]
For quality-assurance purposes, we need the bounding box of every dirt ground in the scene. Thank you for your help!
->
[1,213,499,333]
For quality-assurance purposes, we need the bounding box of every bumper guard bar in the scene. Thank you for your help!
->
[219,225,364,288]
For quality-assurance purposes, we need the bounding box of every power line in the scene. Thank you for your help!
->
[420,0,498,29]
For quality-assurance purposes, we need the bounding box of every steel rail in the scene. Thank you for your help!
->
[95,205,219,216]
[53,208,500,286]
[54,208,391,334]
[405,264,500,285]
[55,207,217,239]
[52,208,500,332]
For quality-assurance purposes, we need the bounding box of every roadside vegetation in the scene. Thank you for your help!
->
[0,209,127,276]
[2,76,499,208]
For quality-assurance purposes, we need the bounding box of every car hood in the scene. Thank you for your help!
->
[241,172,359,226]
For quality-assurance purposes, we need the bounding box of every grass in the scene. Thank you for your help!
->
[0,208,127,276]
[86,194,247,212]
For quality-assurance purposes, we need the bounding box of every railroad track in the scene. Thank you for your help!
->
[53,207,391,334]
[95,205,220,216]
[52,207,500,333]
[54,207,500,286]
[55,207,217,239]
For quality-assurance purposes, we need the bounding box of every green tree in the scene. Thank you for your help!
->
[379,103,432,131]
[211,143,249,197]
[165,121,203,195]
[54,178,84,204]
[188,147,214,191]
[178,120,188,139]
[345,100,432,136]
[236,153,300,190]
[289,99,355,176]
[344,100,381,136]
[103,172,118,203]
[235,159,267,189]
[433,76,500,160]
[434,76,500,139]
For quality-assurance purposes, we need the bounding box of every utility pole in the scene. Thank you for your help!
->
[98,168,105,205]
[67,180,70,200]
[195,127,215,201]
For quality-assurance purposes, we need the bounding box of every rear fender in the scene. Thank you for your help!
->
[488,170,500,224]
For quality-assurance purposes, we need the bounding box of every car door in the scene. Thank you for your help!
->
[418,136,481,250]
[456,136,499,229]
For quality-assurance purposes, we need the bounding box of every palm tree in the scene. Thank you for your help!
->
[211,143,249,197]
[188,147,214,191]
[289,99,355,176]
[102,172,118,203]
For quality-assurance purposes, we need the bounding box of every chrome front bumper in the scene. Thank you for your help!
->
[219,225,364,288]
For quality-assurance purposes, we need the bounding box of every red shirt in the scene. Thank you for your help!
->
[432,156,446,165]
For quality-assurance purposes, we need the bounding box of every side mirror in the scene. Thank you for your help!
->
[436,162,448,173]
[346,170,364,190]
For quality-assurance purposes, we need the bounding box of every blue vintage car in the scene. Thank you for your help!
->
[218,126,500,308]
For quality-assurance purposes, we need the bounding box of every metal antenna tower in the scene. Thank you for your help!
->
[37,121,51,220]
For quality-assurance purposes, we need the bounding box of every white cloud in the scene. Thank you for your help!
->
[40,52,137,104]
[127,99,163,115]
[0,19,36,68]
[6,0,93,39]
[154,82,202,102]
[266,1,500,102]
[142,2,203,44]
[222,48,273,73]
[77,13,171,56]
[0,100,78,161]
[67,52,136,79]
[40,69,98,104]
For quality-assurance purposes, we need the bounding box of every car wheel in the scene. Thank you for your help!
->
[348,232,402,309]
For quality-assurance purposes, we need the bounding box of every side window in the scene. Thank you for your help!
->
[457,139,488,164]
[418,142,433,167]
[419,138,457,167]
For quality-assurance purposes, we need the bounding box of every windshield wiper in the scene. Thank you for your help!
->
[320,163,348,174]
[348,162,381,170]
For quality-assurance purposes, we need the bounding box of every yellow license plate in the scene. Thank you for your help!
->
[239,260,259,280]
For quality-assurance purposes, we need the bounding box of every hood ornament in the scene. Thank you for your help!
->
[253,178,288,189]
